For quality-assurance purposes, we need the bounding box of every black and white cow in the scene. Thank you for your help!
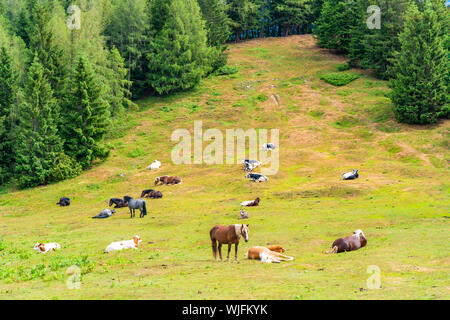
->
[245,173,269,182]
[262,143,276,151]
[342,169,359,180]
[243,159,262,172]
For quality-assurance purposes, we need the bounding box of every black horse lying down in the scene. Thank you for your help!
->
[140,189,163,199]
[57,197,70,207]
[109,198,128,208]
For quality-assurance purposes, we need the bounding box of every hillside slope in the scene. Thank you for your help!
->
[0,35,449,299]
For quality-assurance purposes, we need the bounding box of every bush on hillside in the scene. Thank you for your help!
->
[320,72,360,86]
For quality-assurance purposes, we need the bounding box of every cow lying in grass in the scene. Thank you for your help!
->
[327,229,367,254]
[342,169,359,180]
[245,173,268,182]
[246,246,294,263]
[155,175,182,185]
[147,160,161,170]
[243,159,262,172]
[241,197,260,207]
[33,242,61,253]
[104,236,142,253]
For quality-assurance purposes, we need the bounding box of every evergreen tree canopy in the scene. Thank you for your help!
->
[0,47,16,184]
[14,54,63,189]
[61,55,110,169]
[270,0,311,36]
[314,0,359,53]
[390,0,449,124]
[146,0,212,94]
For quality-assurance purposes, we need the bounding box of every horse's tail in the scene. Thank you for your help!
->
[209,226,217,241]
[142,201,147,216]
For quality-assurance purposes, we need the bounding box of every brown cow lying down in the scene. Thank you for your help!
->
[328,229,367,254]
[246,246,294,263]
[154,175,182,185]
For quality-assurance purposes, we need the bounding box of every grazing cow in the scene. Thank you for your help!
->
[33,242,61,253]
[342,169,359,180]
[124,196,147,218]
[262,143,276,151]
[241,197,260,207]
[210,224,249,261]
[92,209,115,219]
[239,209,249,220]
[328,229,367,254]
[243,159,262,172]
[140,189,163,199]
[155,175,182,186]
[246,246,293,263]
[109,198,128,208]
[147,160,161,170]
[105,236,142,253]
[56,197,70,207]
[245,173,269,182]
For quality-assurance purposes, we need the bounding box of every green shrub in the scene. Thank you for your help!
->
[214,65,238,76]
[335,63,350,72]
[49,153,82,183]
[320,72,360,86]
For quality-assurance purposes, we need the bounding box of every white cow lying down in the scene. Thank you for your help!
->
[33,242,61,253]
[147,160,161,170]
[105,235,142,253]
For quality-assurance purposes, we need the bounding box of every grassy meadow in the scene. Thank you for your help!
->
[0,35,449,300]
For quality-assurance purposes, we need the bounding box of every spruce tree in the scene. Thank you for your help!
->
[197,0,230,47]
[61,56,110,169]
[197,0,230,70]
[390,1,449,124]
[314,0,359,53]
[227,0,260,41]
[270,0,311,36]
[14,54,63,189]
[147,0,211,94]
[106,47,135,118]
[28,0,66,100]
[105,0,149,97]
[0,47,16,184]
[360,0,412,79]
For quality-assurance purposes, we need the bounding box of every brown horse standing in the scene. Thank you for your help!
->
[210,224,249,261]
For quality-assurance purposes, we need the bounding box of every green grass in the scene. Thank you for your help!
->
[0,35,448,300]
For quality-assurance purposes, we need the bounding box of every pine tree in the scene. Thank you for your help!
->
[105,0,149,97]
[146,0,212,94]
[197,0,230,70]
[198,0,230,47]
[390,1,449,124]
[0,47,16,184]
[270,0,311,36]
[14,54,63,188]
[227,0,260,41]
[360,0,412,79]
[314,0,359,53]
[106,47,135,118]
[61,56,110,169]
[28,0,66,100]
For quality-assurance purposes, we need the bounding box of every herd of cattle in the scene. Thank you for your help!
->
[44,152,366,262]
